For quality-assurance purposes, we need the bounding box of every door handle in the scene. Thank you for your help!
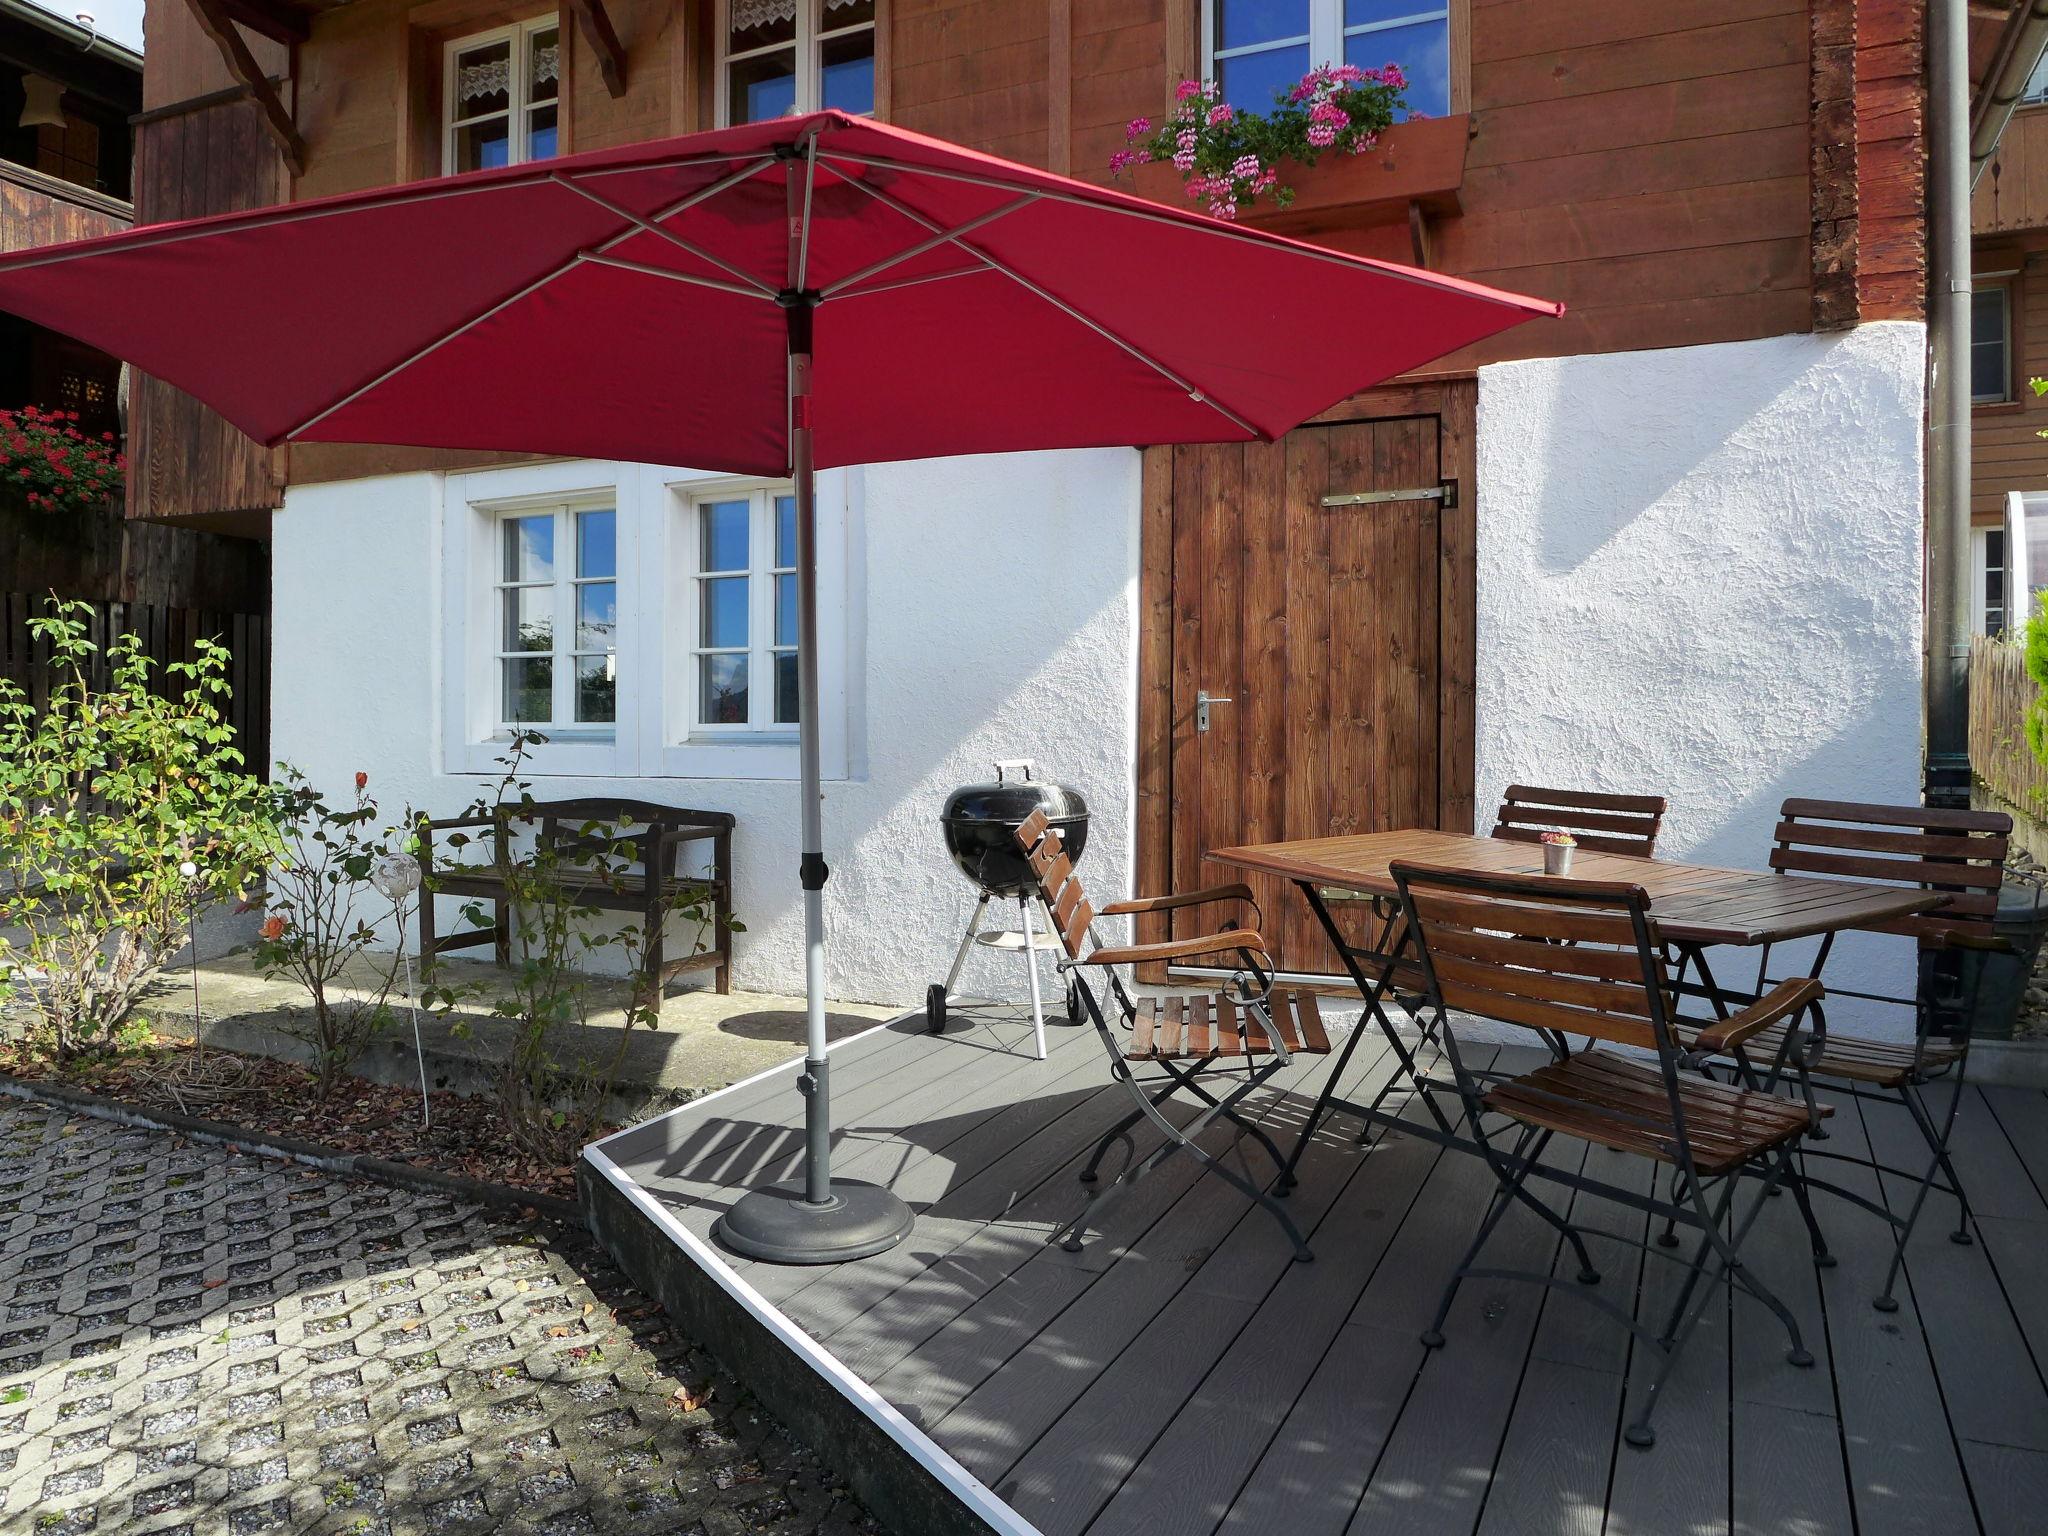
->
[1196,690,1233,733]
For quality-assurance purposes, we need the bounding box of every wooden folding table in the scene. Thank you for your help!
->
[1208,829,1942,1194]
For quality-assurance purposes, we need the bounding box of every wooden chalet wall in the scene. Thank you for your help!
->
[1974,34,2048,526]
[130,0,1928,518]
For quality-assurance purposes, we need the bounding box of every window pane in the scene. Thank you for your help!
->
[455,116,511,172]
[1217,0,1308,50]
[503,515,553,582]
[454,39,512,118]
[700,653,749,725]
[730,50,798,123]
[577,509,615,577]
[1346,20,1449,117]
[1346,0,1445,24]
[529,26,560,103]
[701,499,749,570]
[1218,44,1311,113]
[503,656,553,722]
[775,572,797,646]
[775,494,797,567]
[730,0,796,51]
[576,582,616,649]
[502,586,553,652]
[702,576,748,648]
[775,650,799,725]
[821,30,876,114]
[527,104,559,162]
[576,655,616,724]
[1973,289,2009,401]
[823,0,877,29]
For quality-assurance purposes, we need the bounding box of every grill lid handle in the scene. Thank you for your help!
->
[993,758,1035,783]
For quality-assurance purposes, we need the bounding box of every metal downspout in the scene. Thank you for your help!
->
[1927,0,1973,804]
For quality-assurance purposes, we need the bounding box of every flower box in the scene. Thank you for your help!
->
[1130,113,1470,235]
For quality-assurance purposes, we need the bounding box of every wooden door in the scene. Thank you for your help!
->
[1140,384,1475,975]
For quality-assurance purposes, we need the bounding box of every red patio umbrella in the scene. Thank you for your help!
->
[0,110,1559,1262]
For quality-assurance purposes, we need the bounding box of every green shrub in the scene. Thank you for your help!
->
[0,598,275,1059]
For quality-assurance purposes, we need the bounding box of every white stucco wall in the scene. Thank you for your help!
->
[271,449,1142,1007]
[1475,321,1927,1035]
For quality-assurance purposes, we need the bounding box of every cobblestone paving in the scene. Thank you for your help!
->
[0,1102,881,1536]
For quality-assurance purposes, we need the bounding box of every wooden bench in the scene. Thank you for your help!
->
[417,797,734,1000]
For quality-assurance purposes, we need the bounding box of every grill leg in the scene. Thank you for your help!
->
[1018,896,1049,1061]
[941,893,991,998]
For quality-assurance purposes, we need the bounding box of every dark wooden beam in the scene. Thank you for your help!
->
[216,0,310,46]
[567,0,629,99]
[182,0,305,178]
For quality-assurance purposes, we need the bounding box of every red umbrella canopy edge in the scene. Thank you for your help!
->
[0,110,1561,476]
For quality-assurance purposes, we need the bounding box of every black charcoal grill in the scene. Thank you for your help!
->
[929,760,1090,1053]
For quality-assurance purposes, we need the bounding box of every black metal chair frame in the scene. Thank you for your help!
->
[1665,801,2013,1312]
[1010,816,1316,1263]
[1389,861,1829,1450]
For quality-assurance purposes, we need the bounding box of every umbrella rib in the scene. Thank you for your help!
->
[817,194,1039,299]
[575,251,778,299]
[552,172,778,297]
[279,161,780,442]
[0,148,775,276]
[282,254,588,440]
[829,264,994,300]
[835,174,1265,440]
[818,150,1559,312]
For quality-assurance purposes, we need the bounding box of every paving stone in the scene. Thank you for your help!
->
[0,1102,879,1536]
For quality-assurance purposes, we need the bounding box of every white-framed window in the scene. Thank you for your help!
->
[718,0,876,125]
[1973,283,2013,404]
[1204,1,1451,118]
[445,17,561,173]
[2025,51,2048,108]
[688,487,801,733]
[493,502,619,732]
[441,461,855,781]
[1974,527,2010,638]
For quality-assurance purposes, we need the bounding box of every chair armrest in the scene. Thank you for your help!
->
[1692,976,1824,1054]
[1083,927,1266,967]
[1098,883,1258,918]
[420,811,500,831]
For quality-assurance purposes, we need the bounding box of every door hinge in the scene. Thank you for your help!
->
[1322,478,1457,510]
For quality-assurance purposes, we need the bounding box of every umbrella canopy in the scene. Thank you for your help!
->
[0,111,1556,473]
[0,110,1559,1263]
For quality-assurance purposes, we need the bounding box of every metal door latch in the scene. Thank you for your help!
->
[1196,689,1232,732]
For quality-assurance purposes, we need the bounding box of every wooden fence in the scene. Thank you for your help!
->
[1970,636,2048,815]
[0,591,269,775]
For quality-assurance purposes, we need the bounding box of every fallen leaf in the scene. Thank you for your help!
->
[202,1277,225,1290]
[673,1384,709,1411]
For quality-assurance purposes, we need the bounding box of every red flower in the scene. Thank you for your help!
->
[259,914,287,942]
[354,771,368,791]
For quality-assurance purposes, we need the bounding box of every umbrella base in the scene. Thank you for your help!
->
[714,1180,915,1265]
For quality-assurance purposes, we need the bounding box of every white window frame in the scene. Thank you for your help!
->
[1973,281,2014,405]
[2026,51,2048,108]
[491,501,619,735]
[1973,526,2010,638]
[440,460,855,781]
[443,16,561,174]
[1201,1,1452,113]
[715,0,878,126]
[685,486,799,737]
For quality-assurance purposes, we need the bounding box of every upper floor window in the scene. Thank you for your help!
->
[1973,283,2013,405]
[2025,52,2048,108]
[446,19,561,173]
[719,0,876,125]
[1205,1,1450,119]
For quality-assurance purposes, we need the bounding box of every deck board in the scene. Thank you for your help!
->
[593,1006,2033,1536]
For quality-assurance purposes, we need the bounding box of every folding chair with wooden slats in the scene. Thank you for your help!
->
[1012,809,1332,1261]
[1390,860,1828,1449]
[1675,798,2013,1311]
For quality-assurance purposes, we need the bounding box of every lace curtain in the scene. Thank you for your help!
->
[458,38,559,104]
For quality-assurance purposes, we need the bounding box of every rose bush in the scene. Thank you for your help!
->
[0,405,124,515]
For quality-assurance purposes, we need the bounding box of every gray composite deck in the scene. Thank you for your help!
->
[594,1004,2048,1536]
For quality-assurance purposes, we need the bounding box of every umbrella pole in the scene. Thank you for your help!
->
[712,146,914,1265]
